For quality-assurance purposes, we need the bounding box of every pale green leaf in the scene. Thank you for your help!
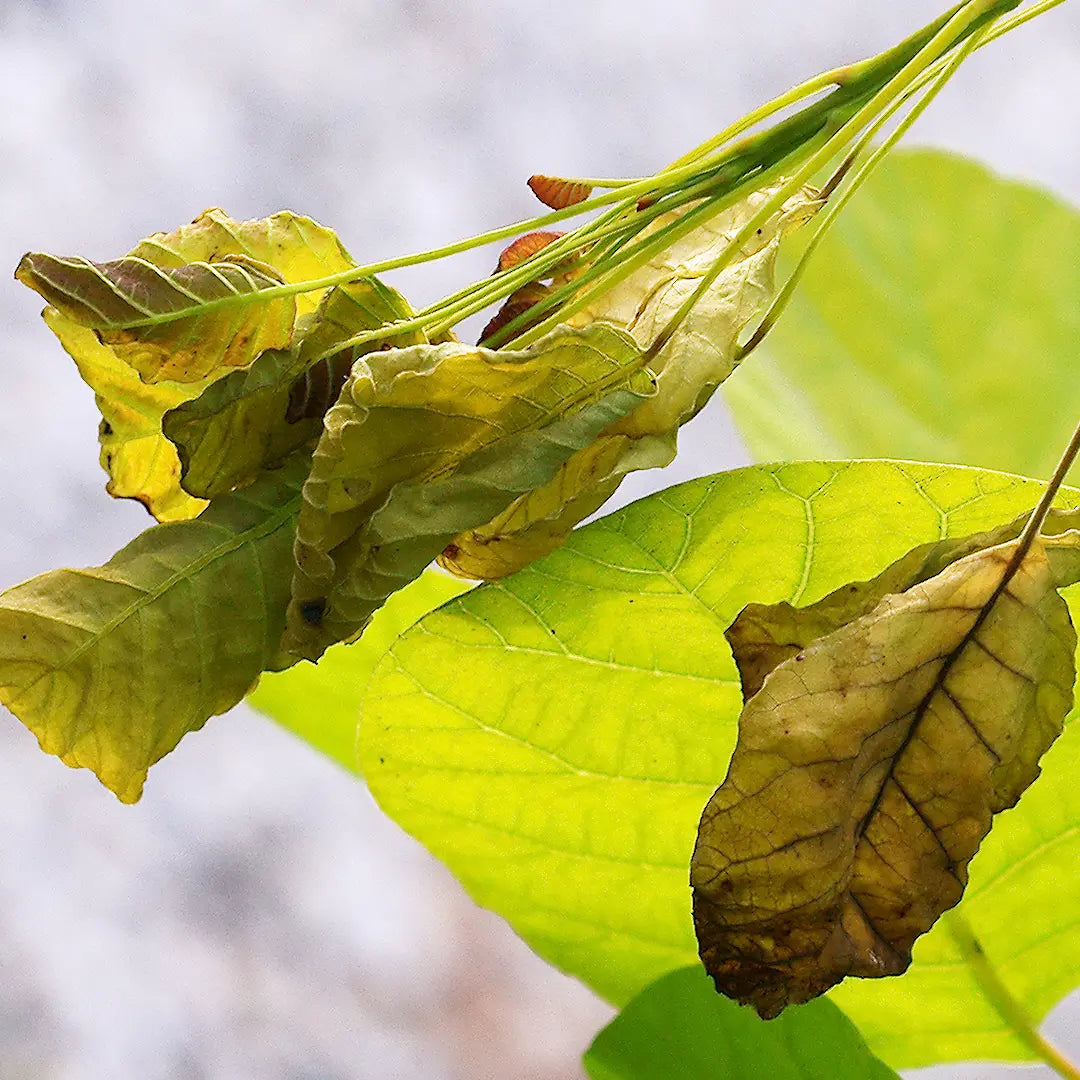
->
[725,150,1080,478]
[582,966,899,1080]
[248,569,472,771]
[282,323,656,661]
[359,459,1080,1068]
[442,183,820,580]
[0,456,308,803]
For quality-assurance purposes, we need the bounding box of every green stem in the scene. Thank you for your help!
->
[944,910,1080,1080]
[736,19,986,363]
[636,0,995,366]
[1018,415,1080,552]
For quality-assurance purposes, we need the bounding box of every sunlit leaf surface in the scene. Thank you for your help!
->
[726,150,1080,480]
[360,460,1080,1067]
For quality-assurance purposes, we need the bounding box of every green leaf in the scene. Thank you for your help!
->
[161,347,316,500]
[358,459,1080,1067]
[725,150,1080,478]
[163,277,424,500]
[441,184,821,581]
[582,966,899,1080]
[17,251,296,383]
[25,209,357,518]
[283,323,656,661]
[0,455,308,803]
[248,569,471,771]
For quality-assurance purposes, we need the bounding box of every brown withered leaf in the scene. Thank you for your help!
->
[527,175,593,209]
[691,520,1080,1019]
[478,282,553,347]
[496,230,566,272]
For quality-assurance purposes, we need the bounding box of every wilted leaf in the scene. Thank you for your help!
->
[25,209,358,517]
[282,323,655,661]
[162,347,316,499]
[438,429,673,578]
[129,206,355,318]
[441,183,820,579]
[496,230,566,272]
[17,250,296,383]
[44,310,209,520]
[0,455,308,802]
[359,460,1080,1068]
[287,276,427,421]
[161,275,423,500]
[528,175,593,209]
[582,966,898,1080]
[693,521,1080,1018]
[249,568,472,770]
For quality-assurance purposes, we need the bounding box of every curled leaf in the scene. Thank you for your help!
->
[43,309,210,520]
[691,522,1080,1019]
[444,183,821,578]
[162,347,316,499]
[287,276,426,422]
[164,276,423,499]
[128,206,355,318]
[0,456,308,802]
[282,323,655,661]
[495,230,566,272]
[17,251,296,383]
[22,209,357,517]
[528,175,593,209]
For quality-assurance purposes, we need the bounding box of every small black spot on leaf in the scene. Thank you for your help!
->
[301,598,327,625]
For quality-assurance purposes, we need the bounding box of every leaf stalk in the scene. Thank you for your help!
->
[944,910,1080,1080]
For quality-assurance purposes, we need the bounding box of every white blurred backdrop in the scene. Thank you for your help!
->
[2,2,1079,1078]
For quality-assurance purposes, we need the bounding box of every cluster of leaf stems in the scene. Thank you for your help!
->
[295,0,1063,364]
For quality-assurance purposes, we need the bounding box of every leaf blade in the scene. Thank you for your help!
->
[692,533,1078,1018]
[0,456,307,802]
[443,183,820,579]
[283,322,656,660]
[358,459,1080,1067]
[583,966,899,1080]
[725,150,1080,480]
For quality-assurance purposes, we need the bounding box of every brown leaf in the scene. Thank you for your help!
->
[478,282,552,346]
[691,526,1080,1019]
[527,175,593,210]
[495,230,566,272]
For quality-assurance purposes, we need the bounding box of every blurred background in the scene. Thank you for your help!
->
[2,2,1079,1077]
